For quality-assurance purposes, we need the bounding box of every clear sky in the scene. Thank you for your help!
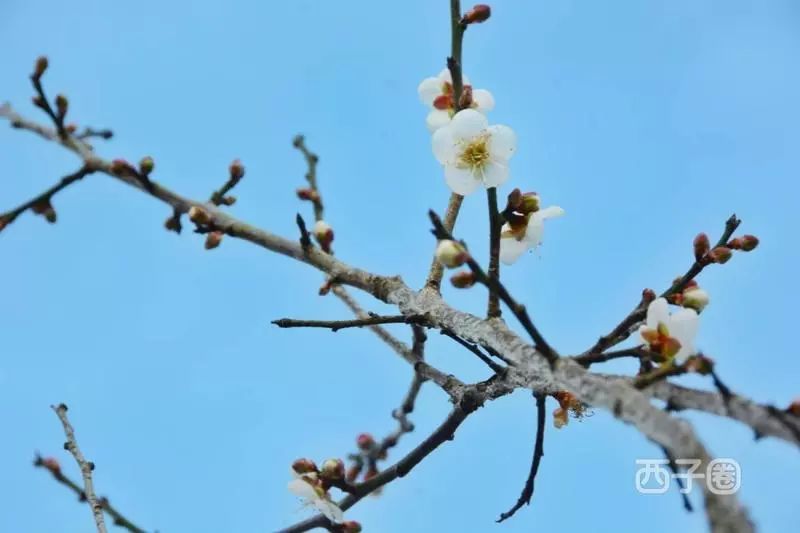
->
[2,1,799,532]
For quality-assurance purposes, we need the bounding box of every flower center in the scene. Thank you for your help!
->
[458,136,491,170]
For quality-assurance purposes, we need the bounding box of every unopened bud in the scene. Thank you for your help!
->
[41,457,61,475]
[221,195,237,206]
[32,199,57,223]
[458,85,473,109]
[356,433,375,451]
[682,287,709,312]
[708,246,732,264]
[110,159,135,176]
[727,237,743,250]
[292,458,318,474]
[33,56,49,80]
[340,521,363,533]
[520,192,540,214]
[506,188,523,211]
[693,233,710,261]
[641,288,656,304]
[164,215,181,233]
[787,399,800,417]
[139,156,155,176]
[686,354,714,375]
[54,94,68,117]
[553,407,568,429]
[229,159,245,181]
[740,235,759,252]
[435,239,468,268]
[205,231,223,250]
[313,220,334,252]
[450,270,477,288]
[188,206,211,225]
[296,188,320,202]
[319,458,345,481]
[462,4,492,25]
[32,96,46,110]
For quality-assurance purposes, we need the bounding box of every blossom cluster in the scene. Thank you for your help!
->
[419,69,563,265]
[288,457,361,530]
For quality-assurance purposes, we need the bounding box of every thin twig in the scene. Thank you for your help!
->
[660,445,694,512]
[429,209,559,364]
[77,127,113,141]
[486,187,502,318]
[272,314,420,332]
[497,392,546,522]
[584,214,741,356]
[574,345,652,367]
[440,329,505,374]
[33,454,147,533]
[293,135,324,222]
[51,404,107,533]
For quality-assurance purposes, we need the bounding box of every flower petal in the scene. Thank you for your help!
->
[288,479,317,499]
[500,235,530,264]
[488,125,516,161]
[450,109,488,141]
[538,206,565,220]
[313,498,345,524]
[472,89,495,112]
[669,308,699,362]
[523,212,548,243]
[645,298,670,330]
[426,109,452,132]
[445,164,481,195]
[481,158,509,188]
[418,77,442,106]
[432,126,457,165]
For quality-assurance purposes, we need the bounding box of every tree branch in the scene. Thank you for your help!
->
[272,314,420,332]
[51,404,107,533]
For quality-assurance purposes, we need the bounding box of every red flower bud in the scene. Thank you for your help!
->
[450,270,477,289]
[229,159,245,181]
[341,521,363,533]
[462,4,491,25]
[356,433,375,450]
[740,235,759,252]
[41,457,61,475]
[708,246,732,264]
[693,233,710,261]
[205,231,223,250]
[787,399,800,417]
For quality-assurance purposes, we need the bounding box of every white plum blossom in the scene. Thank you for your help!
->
[499,204,565,265]
[682,287,710,312]
[288,469,345,523]
[432,109,516,195]
[639,297,699,363]
[418,69,495,132]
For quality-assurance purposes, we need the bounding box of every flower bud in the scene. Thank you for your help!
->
[292,458,318,475]
[65,123,77,134]
[450,270,477,289]
[110,159,135,176]
[33,56,49,80]
[229,159,245,181]
[727,237,742,250]
[319,458,345,481]
[188,206,211,225]
[313,220,334,252]
[686,354,714,375]
[519,192,540,214]
[461,4,491,24]
[356,433,375,451]
[641,288,656,304]
[32,96,46,110]
[41,457,61,475]
[164,215,181,233]
[693,233,710,261]
[139,156,155,176]
[32,199,57,223]
[682,287,709,312]
[340,521,363,533]
[458,85,473,109]
[740,235,759,252]
[296,188,320,202]
[435,240,468,268]
[708,246,732,264]
[54,94,68,117]
[786,399,800,417]
[205,231,223,249]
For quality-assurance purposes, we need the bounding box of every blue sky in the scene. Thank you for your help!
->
[2,1,799,531]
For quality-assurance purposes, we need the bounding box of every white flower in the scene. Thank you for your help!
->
[288,469,345,524]
[435,239,468,268]
[499,205,565,265]
[418,69,495,132]
[432,109,516,195]
[639,298,699,363]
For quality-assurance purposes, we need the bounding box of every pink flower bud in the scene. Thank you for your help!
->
[205,231,223,250]
[462,4,492,25]
[740,235,759,252]
[708,246,733,264]
[450,270,477,289]
[693,233,710,261]
[291,458,318,474]
[356,433,375,450]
